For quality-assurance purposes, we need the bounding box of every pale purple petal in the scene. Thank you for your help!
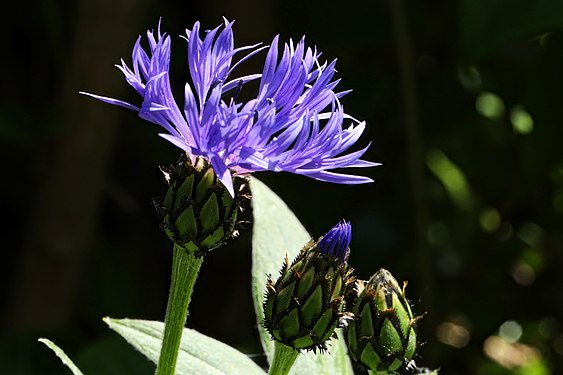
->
[211,155,235,197]
[79,92,140,111]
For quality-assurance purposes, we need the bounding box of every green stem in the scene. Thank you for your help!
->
[268,342,300,375]
[155,245,204,375]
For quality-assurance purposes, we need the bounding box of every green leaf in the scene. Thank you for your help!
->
[249,177,354,375]
[104,318,265,375]
[38,338,85,375]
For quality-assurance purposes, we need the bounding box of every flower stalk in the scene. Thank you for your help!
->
[155,244,204,375]
[268,342,300,375]
[153,157,248,374]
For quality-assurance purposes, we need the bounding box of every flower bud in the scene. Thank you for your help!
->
[346,269,418,372]
[156,155,249,257]
[263,221,355,352]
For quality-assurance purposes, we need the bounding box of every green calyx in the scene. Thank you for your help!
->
[263,241,355,352]
[157,155,249,257]
[346,269,418,373]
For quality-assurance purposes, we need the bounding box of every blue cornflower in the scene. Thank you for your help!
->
[317,220,352,262]
[82,20,378,196]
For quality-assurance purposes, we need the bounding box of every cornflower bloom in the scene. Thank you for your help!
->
[82,19,378,196]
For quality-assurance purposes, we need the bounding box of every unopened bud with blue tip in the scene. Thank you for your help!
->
[317,221,352,262]
[263,220,355,352]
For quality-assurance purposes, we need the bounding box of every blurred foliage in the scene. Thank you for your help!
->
[2,0,563,374]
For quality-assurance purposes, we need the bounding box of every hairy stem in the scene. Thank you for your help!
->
[268,342,300,375]
[155,245,204,375]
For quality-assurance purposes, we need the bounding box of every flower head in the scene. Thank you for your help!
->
[82,19,378,196]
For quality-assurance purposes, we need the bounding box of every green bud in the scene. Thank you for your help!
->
[263,237,355,352]
[346,269,418,373]
[156,155,249,257]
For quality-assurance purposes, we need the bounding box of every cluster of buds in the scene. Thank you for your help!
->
[263,223,421,373]
[156,156,249,257]
[263,221,355,352]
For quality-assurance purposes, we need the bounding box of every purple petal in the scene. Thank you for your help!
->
[317,220,351,262]
[79,92,140,111]
[211,155,234,197]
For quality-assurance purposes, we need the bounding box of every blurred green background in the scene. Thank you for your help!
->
[2,0,563,374]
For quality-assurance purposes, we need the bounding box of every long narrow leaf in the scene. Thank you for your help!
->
[39,338,85,375]
[104,318,265,375]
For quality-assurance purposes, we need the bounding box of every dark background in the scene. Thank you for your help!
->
[2,0,563,374]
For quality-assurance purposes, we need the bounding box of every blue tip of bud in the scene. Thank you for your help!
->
[317,220,351,262]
